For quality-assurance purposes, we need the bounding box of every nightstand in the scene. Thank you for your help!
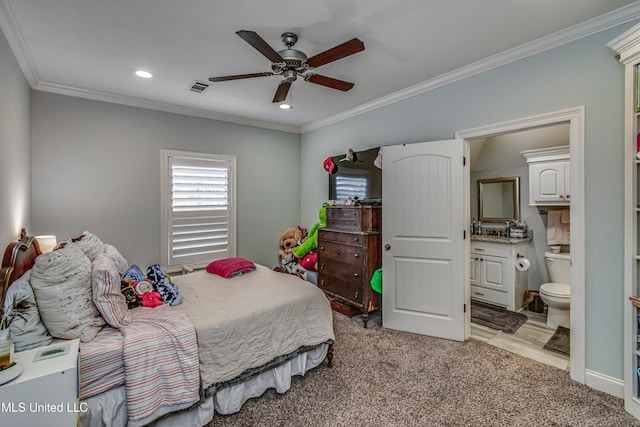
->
[0,339,80,427]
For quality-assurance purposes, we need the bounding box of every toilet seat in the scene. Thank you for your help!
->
[540,282,570,297]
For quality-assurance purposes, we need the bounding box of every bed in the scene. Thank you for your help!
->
[0,229,334,426]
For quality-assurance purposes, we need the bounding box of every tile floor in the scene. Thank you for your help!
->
[470,308,570,371]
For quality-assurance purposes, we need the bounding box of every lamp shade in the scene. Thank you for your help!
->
[36,235,57,253]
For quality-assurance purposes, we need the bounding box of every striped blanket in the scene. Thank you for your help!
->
[120,305,200,427]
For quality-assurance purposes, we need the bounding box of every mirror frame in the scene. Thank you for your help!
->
[478,176,520,222]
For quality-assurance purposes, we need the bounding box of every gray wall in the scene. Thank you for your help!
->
[300,24,633,380]
[31,92,301,268]
[0,28,31,246]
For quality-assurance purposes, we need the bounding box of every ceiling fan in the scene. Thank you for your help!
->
[209,30,365,103]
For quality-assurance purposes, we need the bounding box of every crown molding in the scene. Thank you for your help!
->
[2,0,639,135]
[300,2,640,133]
[0,0,39,86]
[33,81,300,134]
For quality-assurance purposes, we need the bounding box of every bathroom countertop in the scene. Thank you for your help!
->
[470,234,532,244]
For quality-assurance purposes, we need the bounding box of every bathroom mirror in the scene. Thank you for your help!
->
[478,177,520,222]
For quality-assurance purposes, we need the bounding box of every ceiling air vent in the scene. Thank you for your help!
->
[190,81,210,93]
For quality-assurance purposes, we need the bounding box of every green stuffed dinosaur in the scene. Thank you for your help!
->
[292,203,329,259]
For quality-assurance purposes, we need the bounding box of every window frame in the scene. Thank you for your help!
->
[160,149,237,271]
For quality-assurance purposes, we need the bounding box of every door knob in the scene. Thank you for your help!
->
[384,244,391,251]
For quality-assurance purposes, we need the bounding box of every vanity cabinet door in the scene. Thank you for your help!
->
[469,255,479,286]
[529,161,570,205]
[478,255,508,293]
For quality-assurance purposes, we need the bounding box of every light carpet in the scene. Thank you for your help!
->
[210,311,638,426]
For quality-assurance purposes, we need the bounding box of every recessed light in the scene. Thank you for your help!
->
[135,70,153,79]
[279,103,292,110]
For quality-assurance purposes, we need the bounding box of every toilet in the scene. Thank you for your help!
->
[539,251,571,329]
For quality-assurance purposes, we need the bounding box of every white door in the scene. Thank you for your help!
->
[382,139,467,341]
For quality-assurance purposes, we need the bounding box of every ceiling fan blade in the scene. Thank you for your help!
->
[209,72,273,82]
[305,38,365,68]
[236,30,285,64]
[306,74,354,91]
[272,81,291,103]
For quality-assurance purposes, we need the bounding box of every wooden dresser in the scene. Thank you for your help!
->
[317,205,381,327]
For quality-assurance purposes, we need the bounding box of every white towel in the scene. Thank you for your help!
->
[547,210,570,245]
[561,208,570,224]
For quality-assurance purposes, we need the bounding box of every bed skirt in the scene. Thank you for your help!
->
[79,343,329,426]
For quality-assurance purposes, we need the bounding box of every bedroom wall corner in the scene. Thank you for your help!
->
[0,27,31,247]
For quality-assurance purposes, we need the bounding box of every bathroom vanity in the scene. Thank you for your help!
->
[470,236,531,311]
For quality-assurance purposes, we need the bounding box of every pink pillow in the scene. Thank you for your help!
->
[92,253,130,327]
[206,257,256,278]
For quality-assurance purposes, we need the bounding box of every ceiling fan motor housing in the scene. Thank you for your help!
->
[283,69,297,82]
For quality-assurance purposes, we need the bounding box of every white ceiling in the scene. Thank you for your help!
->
[1,1,639,133]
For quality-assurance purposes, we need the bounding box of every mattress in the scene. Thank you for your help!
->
[79,325,125,400]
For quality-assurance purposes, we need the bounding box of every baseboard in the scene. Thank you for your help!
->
[585,369,624,398]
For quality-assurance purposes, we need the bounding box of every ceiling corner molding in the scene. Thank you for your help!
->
[0,0,40,86]
[300,3,640,134]
[33,81,301,134]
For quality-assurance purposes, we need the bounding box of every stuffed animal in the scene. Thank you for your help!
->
[134,280,164,308]
[278,227,303,260]
[298,251,318,271]
[121,278,142,309]
[147,264,183,306]
[292,203,329,260]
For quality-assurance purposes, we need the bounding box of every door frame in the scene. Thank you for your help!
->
[455,106,586,385]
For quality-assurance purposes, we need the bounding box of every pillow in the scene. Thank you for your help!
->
[103,244,128,277]
[68,231,105,261]
[206,257,256,278]
[3,271,53,351]
[92,253,130,328]
[30,246,105,342]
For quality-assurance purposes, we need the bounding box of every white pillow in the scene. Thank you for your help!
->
[103,244,128,277]
[67,231,105,261]
[30,246,105,342]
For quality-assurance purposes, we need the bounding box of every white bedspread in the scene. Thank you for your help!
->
[172,264,334,390]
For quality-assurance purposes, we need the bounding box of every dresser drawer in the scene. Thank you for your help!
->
[318,240,365,263]
[470,285,508,308]
[325,206,381,231]
[318,230,365,246]
[318,270,365,304]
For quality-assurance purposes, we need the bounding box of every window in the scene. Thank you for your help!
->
[161,150,236,270]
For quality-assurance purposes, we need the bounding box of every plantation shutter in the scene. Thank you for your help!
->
[162,151,236,268]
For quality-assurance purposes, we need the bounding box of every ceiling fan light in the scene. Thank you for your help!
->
[279,103,292,110]
[135,70,153,79]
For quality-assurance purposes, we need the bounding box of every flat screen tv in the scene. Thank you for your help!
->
[328,147,382,203]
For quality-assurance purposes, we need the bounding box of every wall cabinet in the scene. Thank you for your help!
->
[609,22,640,420]
[522,146,570,206]
[470,240,529,311]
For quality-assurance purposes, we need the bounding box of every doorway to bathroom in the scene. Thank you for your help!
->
[456,107,585,385]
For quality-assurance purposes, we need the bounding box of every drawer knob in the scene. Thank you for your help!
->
[336,249,341,255]
[353,273,359,278]
[355,291,359,299]
[474,291,485,296]
[320,263,325,270]
[320,246,325,251]
[354,253,359,258]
